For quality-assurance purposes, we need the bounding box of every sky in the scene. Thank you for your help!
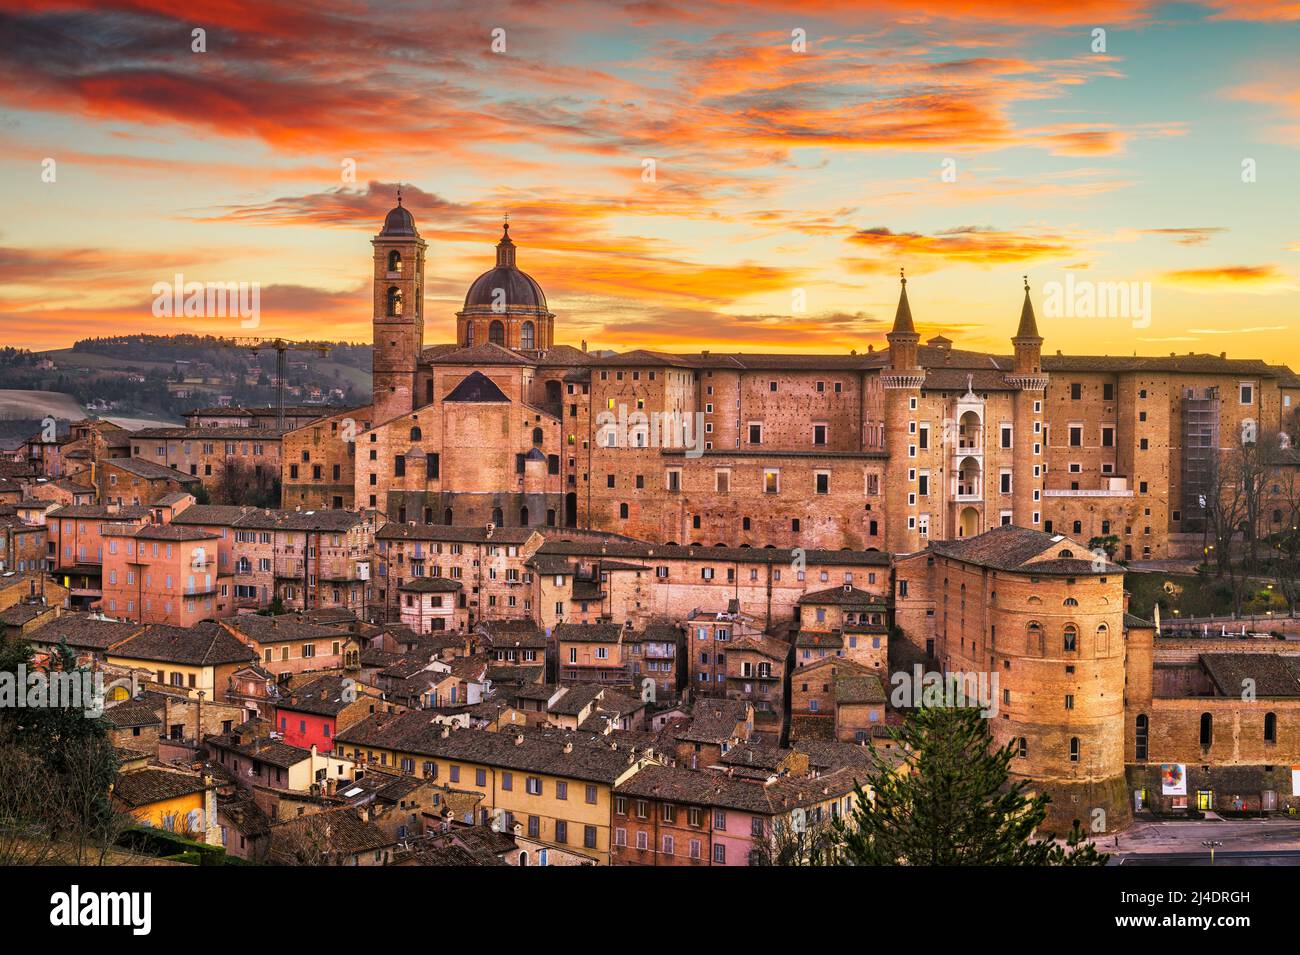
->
[1,0,1298,364]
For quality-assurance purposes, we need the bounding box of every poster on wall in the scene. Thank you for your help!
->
[1161,763,1187,796]
[1292,767,1300,797]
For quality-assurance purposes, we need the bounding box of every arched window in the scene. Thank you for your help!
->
[443,508,453,526]
[489,320,505,345]
[521,321,535,349]
[414,285,420,315]
[386,286,402,316]
[1058,548,1074,558]
[1063,597,1079,607]
[1135,714,1148,761]
[1096,622,1109,653]
[1069,737,1079,762]
[1072,519,1082,534]
[492,507,504,526]
[1200,712,1213,747]
[546,508,556,527]
[518,851,529,866]
[1027,595,1042,605]
[1063,625,1078,652]
[387,250,401,272]
[1265,711,1277,743]
[466,323,474,346]
[531,427,544,446]
[520,507,529,525]
[409,426,422,441]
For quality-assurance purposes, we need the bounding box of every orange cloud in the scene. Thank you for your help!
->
[1159,264,1291,290]
[846,226,1081,267]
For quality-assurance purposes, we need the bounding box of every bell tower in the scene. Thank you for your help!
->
[372,188,426,423]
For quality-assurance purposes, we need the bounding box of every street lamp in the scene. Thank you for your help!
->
[1202,839,1223,864]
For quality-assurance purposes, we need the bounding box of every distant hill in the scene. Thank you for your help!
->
[0,334,371,424]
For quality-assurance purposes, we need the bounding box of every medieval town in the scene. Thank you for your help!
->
[2,197,1299,872]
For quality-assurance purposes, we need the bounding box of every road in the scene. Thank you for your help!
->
[1106,817,1300,866]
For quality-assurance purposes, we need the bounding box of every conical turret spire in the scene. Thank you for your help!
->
[1015,274,1041,340]
[892,267,916,335]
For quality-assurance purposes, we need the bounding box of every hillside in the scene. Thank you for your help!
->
[0,334,372,425]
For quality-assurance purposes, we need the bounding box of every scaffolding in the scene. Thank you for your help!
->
[1180,387,1220,532]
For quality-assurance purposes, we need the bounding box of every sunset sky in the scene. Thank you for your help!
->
[1,0,1298,364]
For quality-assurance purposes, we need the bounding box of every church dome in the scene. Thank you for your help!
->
[380,196,418,237]
[463,224,548,311]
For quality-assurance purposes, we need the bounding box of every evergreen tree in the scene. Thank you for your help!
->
[832,705,1108,866]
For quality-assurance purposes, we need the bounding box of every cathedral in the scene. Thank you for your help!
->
[281,195,1300,561]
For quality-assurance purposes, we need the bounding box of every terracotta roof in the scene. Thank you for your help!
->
[206,733,317,769]
[105,458,200,482]
[335,717,647,785]
[112,768,210,807]
[1200,653,1300,698]
[553,622,623,644]
[835,674,886,705]
[269,806,393,861]
[111,622,258,666]
[533,538,889,568]
[377,523,535,544]
[101,698,162,728]
[398,577,464,593]
[27,613,144,651]
[428,343,532,367]
[130,427,287,439]
[798,585,885,607]
[278,675,366,717]
[926,524,1121,575]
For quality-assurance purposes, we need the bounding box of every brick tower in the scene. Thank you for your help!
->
[371,189,426,424]
[1006,277,1048,529]
[883,270,926,553]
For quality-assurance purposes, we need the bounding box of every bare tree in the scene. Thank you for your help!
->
[0,748,60,866]
[1267,460,1300,616]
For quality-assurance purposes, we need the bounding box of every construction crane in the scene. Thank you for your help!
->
[226,337,331,430]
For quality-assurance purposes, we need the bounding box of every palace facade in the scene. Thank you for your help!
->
[280,198,1300,562]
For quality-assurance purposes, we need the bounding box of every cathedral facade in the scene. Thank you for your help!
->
[280,198,1300,561]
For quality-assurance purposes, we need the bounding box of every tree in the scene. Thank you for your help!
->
[749,815,839,866]
[1088,534,1121,562]
[0,639,121,864]
[831,706,1108,866]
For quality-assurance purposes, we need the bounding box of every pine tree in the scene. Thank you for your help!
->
[833,705,1109,866]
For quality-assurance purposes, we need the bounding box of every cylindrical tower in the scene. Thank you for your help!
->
[883,270,926,553]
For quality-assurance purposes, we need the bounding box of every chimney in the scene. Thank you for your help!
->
[563,741,573,754]
[515,733,525,745]
[581,340,587,352]
[440,725,451,738]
